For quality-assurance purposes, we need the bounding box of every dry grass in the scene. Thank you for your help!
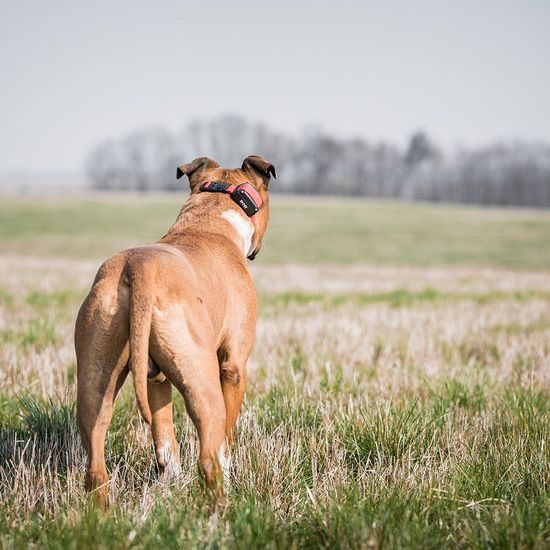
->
[1,255,549,547]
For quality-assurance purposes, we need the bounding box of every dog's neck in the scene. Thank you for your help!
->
[220,209,255,256]
[159,193,259,258]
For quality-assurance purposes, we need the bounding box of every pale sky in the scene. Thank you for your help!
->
[1,0,549,173]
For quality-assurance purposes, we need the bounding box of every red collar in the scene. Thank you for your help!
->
[199,181,263,217]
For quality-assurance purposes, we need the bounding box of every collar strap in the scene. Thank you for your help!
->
[199,181,263,217]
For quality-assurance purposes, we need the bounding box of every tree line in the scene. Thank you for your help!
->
[86,115,550,207]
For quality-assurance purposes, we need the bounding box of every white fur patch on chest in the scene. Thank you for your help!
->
[221,209,255,256]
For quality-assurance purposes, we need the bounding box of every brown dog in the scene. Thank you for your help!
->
[75,155,275,506]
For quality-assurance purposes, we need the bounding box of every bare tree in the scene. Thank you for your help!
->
[85,117,550,208]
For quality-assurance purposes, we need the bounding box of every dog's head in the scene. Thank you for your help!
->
[176,155,276,260]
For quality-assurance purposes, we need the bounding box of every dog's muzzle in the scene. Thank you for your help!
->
[247,248,259,261]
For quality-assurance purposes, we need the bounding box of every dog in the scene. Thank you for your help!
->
[75,155,275,507]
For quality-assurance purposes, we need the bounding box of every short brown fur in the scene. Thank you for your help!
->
[75,155,275,507]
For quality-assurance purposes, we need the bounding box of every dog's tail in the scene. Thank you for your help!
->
[127,261,154,425]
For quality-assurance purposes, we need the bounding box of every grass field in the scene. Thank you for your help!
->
[1,195,550,268]
[0,195,549,548]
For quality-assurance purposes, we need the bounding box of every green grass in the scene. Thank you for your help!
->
[260,287,550,308]
[0,317,58,349]
[0,383,549,548]
[0,195,549,268]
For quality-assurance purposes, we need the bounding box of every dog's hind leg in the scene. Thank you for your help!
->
[76,357,128,508]
[155,347,227,498]
[149,309,228,499]
[75,281,130,508]
[183,364,227,499]
[147,378,180,479]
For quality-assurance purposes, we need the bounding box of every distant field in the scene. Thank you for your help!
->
[0,194,549,269]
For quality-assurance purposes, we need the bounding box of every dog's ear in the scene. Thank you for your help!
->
[176,157,220,191]
[242,155,276,185]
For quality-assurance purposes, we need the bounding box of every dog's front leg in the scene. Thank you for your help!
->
[147,379,181,479]
[220,360,247,446]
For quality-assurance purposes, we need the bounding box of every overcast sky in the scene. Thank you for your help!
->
[1,0,549,173]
